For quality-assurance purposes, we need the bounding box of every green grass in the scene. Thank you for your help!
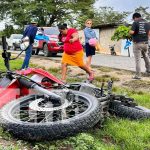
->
[97,66,113,73]
[123,80,150,91]
[94,118,150,150]
[94,74,120,83]
[0,58,23,71]
[0,57,150,150]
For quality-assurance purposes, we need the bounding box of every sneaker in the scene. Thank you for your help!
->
[132,75,141,80]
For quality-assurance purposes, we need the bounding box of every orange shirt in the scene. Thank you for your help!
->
[62,28,83,54]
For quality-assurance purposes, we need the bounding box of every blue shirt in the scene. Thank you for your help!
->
[23,24,38,44]
[84,27,97,43]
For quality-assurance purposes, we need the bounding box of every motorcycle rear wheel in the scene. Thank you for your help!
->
[109,101,150,120]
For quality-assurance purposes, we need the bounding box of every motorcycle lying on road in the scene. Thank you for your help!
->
[0,36,150,141]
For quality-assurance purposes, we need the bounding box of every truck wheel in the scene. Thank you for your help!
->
[32,50,35,55]
[35,48,40,55]
[0,91,102,141]
[6,43,10,50]
[52,53,57,56]
[12,44,16,50]
[43,44,51,57]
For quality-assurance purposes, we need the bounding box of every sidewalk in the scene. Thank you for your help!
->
[92,54,146,73]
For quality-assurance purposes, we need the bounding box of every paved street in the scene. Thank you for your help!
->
[5,50,147,73]
[92,53,146,72]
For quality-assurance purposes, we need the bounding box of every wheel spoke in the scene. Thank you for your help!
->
[11,93,89,123]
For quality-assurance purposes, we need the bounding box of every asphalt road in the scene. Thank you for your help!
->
[2,49,147,73]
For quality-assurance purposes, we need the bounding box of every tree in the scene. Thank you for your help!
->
[92,7,130,26]
[134,6,150,22]
[111,25,132,41]
[0,0,96,28]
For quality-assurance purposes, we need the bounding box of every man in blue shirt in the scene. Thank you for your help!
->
[21,20,38,69]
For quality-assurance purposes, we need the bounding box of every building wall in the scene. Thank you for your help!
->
[99,27,122,55]
[78,27,129,56]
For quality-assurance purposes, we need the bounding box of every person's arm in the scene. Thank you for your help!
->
[93,30,97,39]
[129,22,137,35]
[148,31,150,45]
[129,30,135,35]
[69,33,79,43]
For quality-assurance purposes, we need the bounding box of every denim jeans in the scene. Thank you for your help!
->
[21,44,32,69]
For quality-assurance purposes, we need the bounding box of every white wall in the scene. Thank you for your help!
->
[121,40,134,57]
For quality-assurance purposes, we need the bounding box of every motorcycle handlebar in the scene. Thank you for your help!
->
[18,78,61,99]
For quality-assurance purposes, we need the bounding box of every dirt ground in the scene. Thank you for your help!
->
[30,56,150,92]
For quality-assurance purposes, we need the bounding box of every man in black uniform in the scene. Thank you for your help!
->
[129,13,150,79]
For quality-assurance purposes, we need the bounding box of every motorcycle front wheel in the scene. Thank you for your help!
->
[0,90,102,141]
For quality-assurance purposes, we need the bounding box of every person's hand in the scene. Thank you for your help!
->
[69,39,74,43]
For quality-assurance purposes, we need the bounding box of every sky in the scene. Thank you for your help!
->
[0,0,150,30]
[94,0,150,23]
[95,0,150,12]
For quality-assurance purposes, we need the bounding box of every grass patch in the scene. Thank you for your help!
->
[95,118,150,150]
[0,58,23,71]
[31,133,117,150]
[94,74,120,83]
[97,67,113,73]
[48,67,61,74]
[67,77,84,83]
[123,80,150,91]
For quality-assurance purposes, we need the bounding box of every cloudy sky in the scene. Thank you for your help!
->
[0,0,150,30]
[95,0,149,12]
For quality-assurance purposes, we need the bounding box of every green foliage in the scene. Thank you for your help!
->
[111,25,132,41]
[0,0,96,27]
[0,24,23,38]
[135,6,150,22]
[92,7,129,27]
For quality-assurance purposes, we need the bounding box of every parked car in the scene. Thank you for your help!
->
[6,34,23,50]
[33,27,63,57]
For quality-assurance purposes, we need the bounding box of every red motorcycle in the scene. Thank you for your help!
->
[0,36,105,141]
[0,36,150,141]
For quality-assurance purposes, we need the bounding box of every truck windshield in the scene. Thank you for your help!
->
[13,35,23,39]
[44,27,59,35]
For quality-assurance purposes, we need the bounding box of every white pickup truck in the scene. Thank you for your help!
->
[6,34,23,50]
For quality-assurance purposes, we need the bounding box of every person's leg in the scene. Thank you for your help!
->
[80,65,94,80]
[141,43,150,73]
[86,55,92,69]
[25,45,32,68]
[21,45,32,69]
[133,43,141,78]
[85,43,94,70]
[61,63,68,82]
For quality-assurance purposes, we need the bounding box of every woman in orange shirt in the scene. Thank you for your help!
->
[58,24,94,83]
